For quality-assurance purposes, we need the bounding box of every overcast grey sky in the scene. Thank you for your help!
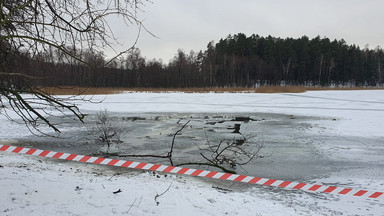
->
[114,0,384,63]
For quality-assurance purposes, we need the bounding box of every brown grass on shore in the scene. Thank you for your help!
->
[36,86,384,95]
[305,86,384,91]
[36,86,127,95]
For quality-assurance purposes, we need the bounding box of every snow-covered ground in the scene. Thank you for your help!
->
[1,90,384,215]
[0,152,305,216]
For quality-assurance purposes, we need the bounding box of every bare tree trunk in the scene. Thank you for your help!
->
[282,58,291,82]
[136,69,141,88]
[328,58,335,85]
[319,54,324,85]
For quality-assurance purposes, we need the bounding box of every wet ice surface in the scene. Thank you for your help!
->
[14,111,384,184]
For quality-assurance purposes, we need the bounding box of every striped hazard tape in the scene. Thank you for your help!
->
[1,144,383,200]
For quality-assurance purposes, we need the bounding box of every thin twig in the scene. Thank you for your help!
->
[108,173,118,181]
[154,183,173,206]
[126,198,137,214]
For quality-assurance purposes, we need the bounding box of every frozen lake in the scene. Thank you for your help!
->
[1,90,384,215]
[4,91,384,183]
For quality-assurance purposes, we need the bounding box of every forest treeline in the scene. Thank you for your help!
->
[3,33,384,88]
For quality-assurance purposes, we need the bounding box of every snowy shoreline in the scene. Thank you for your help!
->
[0,151,304,216]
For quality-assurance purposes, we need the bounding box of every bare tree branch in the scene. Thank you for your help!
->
[167,120,190,165]
[0,0,152,134]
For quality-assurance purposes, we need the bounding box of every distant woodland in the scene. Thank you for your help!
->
[3,33,383,88]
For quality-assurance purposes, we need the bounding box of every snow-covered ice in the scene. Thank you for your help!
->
[1,90,384,215]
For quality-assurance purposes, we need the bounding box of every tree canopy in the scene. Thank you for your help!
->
[5,32,382,90]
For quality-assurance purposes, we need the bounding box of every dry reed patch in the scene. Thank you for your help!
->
[37,87,127,95]
[254,86,307,93]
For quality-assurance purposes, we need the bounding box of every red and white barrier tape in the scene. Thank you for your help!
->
[1,144,383,200]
